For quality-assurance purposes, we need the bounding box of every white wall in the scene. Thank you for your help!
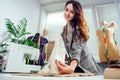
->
[83,8,100,62]
[39,7,47,36]
[46,11,66,41]
[0,0,41,35]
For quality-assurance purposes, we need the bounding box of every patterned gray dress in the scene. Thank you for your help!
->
[61,26,102,74]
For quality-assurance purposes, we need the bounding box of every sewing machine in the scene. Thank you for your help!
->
[1,42,41,73]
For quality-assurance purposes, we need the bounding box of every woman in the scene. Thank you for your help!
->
[56,0,101,74]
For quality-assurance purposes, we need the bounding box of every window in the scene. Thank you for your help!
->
[83,8,99,62]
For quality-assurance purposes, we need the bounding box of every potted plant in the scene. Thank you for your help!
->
[5,18,38,48]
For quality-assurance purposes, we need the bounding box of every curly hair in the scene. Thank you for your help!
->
[65,0,89,42]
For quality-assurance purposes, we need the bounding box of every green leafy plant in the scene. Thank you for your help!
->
[5,18,37,48]
[0,42,8,54]
[5,18,30,42]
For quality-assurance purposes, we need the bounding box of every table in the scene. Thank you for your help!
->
[0,73,118,80]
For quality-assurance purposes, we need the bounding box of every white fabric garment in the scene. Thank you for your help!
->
[38,35,67,74]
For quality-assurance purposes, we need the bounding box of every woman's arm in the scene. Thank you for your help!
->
[70,59,78,71]
[56,59,78,74]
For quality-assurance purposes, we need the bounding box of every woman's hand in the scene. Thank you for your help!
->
[56,60,75,74]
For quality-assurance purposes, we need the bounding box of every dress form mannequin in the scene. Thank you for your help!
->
[97,21,109,62]
[27,33,48,66]
[105,22,119,62]
[97,21,119,63]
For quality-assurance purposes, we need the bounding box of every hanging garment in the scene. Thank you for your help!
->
[38,35,67,74]
[28,33,48,66]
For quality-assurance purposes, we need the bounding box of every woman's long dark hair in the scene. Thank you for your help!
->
[65,0,89,42]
